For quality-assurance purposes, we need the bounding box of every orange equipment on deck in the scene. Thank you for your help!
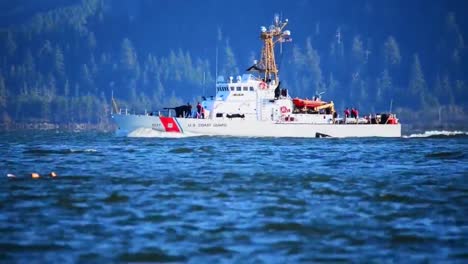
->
[292,98,325,108]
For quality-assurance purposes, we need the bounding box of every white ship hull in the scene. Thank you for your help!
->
[113,114,401,138]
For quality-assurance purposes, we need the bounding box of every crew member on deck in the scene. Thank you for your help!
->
[196,102,204,119]
[186,102,192,118]
[196,102,202,118]
[351,107,358,119]
[344,108,350,118]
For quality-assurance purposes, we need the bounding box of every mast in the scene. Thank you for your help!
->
[258,14,292,84]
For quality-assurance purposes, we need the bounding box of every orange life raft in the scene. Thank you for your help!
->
[292,98,325,108]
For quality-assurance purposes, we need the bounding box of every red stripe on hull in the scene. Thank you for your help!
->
[159,117,181,133]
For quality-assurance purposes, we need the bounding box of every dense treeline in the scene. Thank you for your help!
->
[0,0,466,128]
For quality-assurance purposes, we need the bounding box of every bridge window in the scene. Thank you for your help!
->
[230,87,234,91]
[236,87,241,91]
[243,87,248,91]
[249,87,254,91]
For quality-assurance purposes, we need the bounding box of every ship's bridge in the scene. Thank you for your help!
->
[201,73,286,120]
[214,74,278,100]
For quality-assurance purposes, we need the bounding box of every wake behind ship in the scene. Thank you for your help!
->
[112,16,401,138]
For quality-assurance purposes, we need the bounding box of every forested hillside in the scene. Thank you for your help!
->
[0,0,467,129]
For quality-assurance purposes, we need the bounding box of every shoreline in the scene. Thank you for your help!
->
[1,121,466,135]
[0,122,116,133]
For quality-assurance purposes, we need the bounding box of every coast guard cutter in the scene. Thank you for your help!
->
[113,16,401,138]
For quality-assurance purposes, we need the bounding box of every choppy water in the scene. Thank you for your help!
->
[0,131,467,263]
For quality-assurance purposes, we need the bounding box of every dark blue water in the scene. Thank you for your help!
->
[1,131,467,263]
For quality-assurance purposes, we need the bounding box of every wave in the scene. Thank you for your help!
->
[425,151,464,160]
[404,130,468,138]
[24,148,98,155]
[71,148,97,153]
[127,128,196,138]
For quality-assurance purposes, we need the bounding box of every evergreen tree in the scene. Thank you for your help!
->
[351,35,365,67]
[168,50,181,81]
[54,46,65,77]
[120,38,138,75]
[64,79,70,97]
[184,50,193,80]
[6,31,17,57]
[409,54,426,94]
[304,38,323,94]
[383,36,401,67]
[432,74,454,106]
[38,40,54,74]
[290,45,306,95]
[329,27,345,81]
[446,12,464,50]
[129,79,137,103]
[85,95,93,123]
[222,39,239,77]
[376,69,392,101]
[408,54,433,108]
[454,80,466,104]
[327,73,339,98]
[41,98,51,120]
[445,12,465,78]
[433,74,443,100]
[80,64,93,91]
[46,74,57,98]
[24,49,36,74]
[442,75,454,105]
[168,91,182,107]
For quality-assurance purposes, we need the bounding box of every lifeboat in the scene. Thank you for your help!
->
[292,98,325,108]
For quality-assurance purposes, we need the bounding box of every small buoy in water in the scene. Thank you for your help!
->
[50,172,57,178]
[7,173,16,178]
[31,173,40,179]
